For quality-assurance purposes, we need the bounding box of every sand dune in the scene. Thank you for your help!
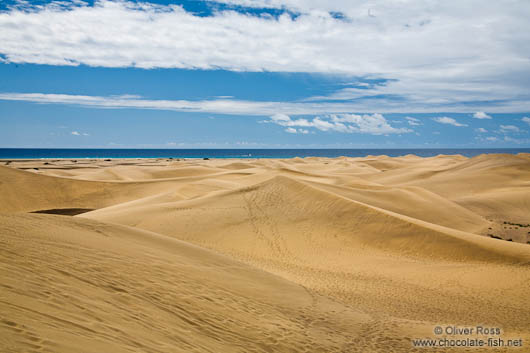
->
[83,175,527,262]
[0,165,178,213]
[364,153,530,240]
[0,213,378,353]
[1,154,530,352]
[303,180,488,233]
[0,164,251,213]
[83,174,530,331]
[367,154,530,197]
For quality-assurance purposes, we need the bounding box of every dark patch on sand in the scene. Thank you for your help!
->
[31,208,94,216]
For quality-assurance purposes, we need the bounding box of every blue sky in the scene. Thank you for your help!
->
[1,0,529,148]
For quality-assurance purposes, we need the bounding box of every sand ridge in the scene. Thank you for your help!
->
[1,154,530,352]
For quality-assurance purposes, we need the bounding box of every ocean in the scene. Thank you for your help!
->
[1,148,529,159]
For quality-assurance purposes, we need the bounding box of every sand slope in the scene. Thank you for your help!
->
[1,213,379,353]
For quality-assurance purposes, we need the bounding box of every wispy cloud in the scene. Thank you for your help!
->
[475,127,488,133]
[405,117,422,126]
[432,117,468,127]
[502,135,530,144]
[2,92,530,117]
[522,117,530,125]
[499,125,520,133]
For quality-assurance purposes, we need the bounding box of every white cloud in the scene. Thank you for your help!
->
[3,0,439,73]
[71,130,89,136]
[330,114,412,134]
[405,117,422,126]
[475,127,488,133]
[284,127,309,134]
[473,111,492,119]
[1,1,530,112]
[522,117,530,125]
[432,117,468,127]
[267,113,411,135]
[485,136,498,141]
[499,125,520,133]
[271,113,291,122]
[312,117,342,132]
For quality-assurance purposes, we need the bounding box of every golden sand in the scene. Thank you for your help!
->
[1,155,529,352]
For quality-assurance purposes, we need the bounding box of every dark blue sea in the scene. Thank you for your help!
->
[1,148,529,159]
